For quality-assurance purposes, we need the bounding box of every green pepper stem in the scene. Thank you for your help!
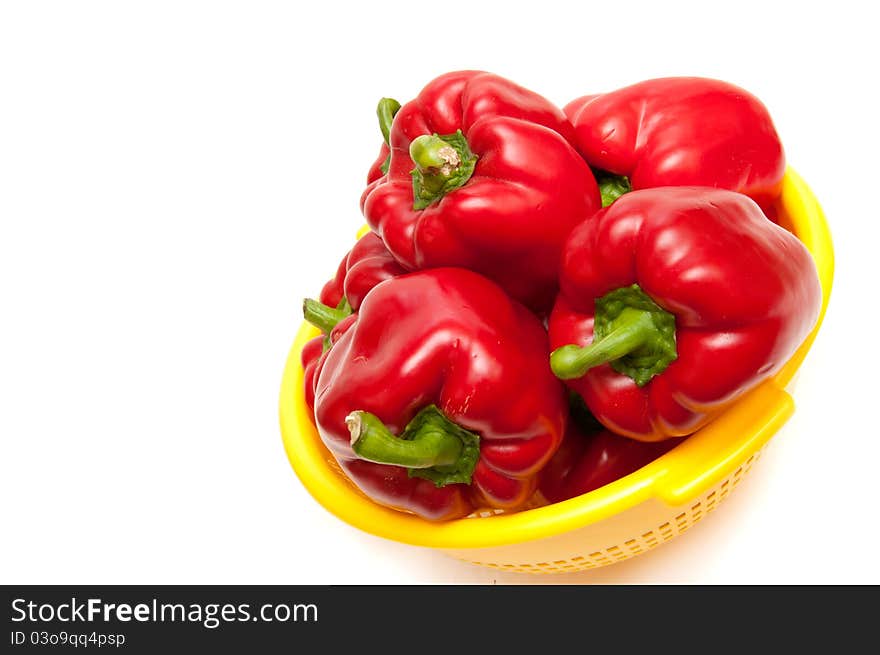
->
[377,97,401,145]
[593,170,632,207]
[302,298,348,334]
[409,131,477,210]
[551,308,656,379]
[409,134,462,172]
[347,411,463,469]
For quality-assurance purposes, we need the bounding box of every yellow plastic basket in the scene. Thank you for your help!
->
[279,168,833,574]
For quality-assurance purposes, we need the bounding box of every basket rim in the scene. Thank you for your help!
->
[278,166,834,550]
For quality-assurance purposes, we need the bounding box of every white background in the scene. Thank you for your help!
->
[1,1,878,584]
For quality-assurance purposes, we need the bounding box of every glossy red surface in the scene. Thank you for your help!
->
[318,232,406,312]
[313,269,568,520]
[539,427,680,504]
[361,70,600,312]
[565,77,785,208]
[549,187,821,441]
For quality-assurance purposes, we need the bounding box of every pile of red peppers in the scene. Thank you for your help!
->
[297,72,822,521]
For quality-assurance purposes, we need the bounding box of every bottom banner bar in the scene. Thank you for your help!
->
[1,585,872,651]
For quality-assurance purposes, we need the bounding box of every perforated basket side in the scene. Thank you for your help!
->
[443,450,764,574]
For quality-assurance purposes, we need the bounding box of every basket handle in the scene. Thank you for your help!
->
[651,380,794,506]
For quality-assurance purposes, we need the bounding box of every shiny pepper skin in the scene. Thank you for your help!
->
[539,426,679,504]
[565,77,786,210]
[361,70,601,313]
[302,232,406,416]
[317,231,407,312]
[549,187,821,441]
[313,268,568,520]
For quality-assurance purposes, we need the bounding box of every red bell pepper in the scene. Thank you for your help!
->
[301,334,324,416]
[312,268,568,520]
[361,70,601,312]
[301,312,358,418]
[564,77,785,210]
[301,232,407,415]
[539,426,679,504]
[548,187,821,441]
[315,231,407,314]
